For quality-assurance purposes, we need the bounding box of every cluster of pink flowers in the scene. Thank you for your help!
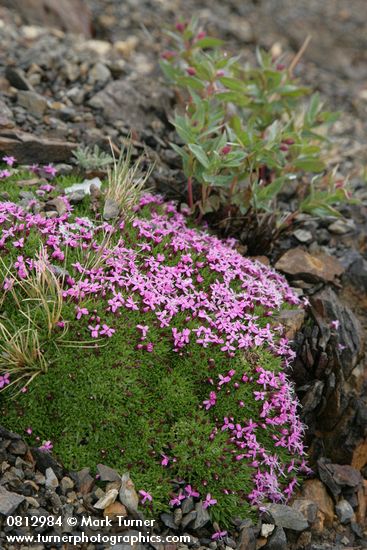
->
[0,157,57,180]
[0,192,308,509]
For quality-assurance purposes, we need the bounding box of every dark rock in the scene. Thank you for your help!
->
[237,526,256,550]
[0,130,76,163]
[103,198,120,221]
[193,501,210,530]
[181,495,194,514]
[31,448,63,479]
[318,459,362,498]
[161,512,177,530]
[5,66,33,91]
[8,439,28,456]
[264,526,287,550]
[0,426,22,440]
[0,486,25,515]
[0,98,14,128]
[335,499,354,524]
[291,499,318,524]
[181,510,197,530]
[17,91,48,118]
[88,76,172,135]
[275,247,344,283]
[0,0,92,37]
[73,467,94,495]
[266,504,308,531]
[97,464,121,483]
[300,380,324,413]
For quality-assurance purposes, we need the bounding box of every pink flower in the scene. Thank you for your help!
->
[100,324,115,338]
[161,454,169,467]
[76,306,89,320]
[43,164,57,177]
[146,342,154,352]
[170,493,185,506]
[39,440,53,452]
[0,373,10,389]
[185,485,200,498]
[3,156,15,166]
[330,320,340,330]
[203,493,217,509]
[187,67,196,76]
[0,169,11,179]
[139,490,153,504]
[25,427,33,435]
[136,324,149,339]
[212,530,227,540]
[88,324,100,338]
[203,391,217,410]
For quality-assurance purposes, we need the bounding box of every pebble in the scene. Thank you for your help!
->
[328,219,355,235]
[17,90,48,117]
[293,229,313,243]
[335,500,354,524]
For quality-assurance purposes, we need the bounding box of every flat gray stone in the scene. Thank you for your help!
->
[266,504,308,531]
[0,486,25,515]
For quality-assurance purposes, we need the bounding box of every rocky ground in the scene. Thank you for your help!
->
[0,0,366,549]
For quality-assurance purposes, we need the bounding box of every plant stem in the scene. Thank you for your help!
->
[188,176,194,210]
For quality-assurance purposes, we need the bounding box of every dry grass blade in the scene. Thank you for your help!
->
[0,318,48,392]
[106,140,153,221]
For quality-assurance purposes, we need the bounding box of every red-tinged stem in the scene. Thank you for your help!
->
[188,176,194,210]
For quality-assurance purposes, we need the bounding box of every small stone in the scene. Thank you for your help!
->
[74,467,94,494]
[97,464,121,482]
[335,500,354,524]
[65,177,102,196]
[89,63,111,86]
[277,309,305,339]
[8,439,28,455]
[60,476,74,494]
[119,472,139,512]
[261,524,275,537]
[94,488,119,509]
[264,526,287,550]
[68,191,85,204]
[103,198,120,221]
[275,247,344,283]
[181,511,197,530]
[45,197,67,216]
[5,66,33,91]
[266,504,308,531]
[81,39,112,56]
[328,219,355,235]
[0,486,25,515]
[237,525,256,550]
[17,91,48,117]
[301,479,334,526]
[161,512,177,530]
[293,229,313,243]
[181,496,194,514]
[104,501,127,520]
[174,507,183,525]
[291,499,318,524]
[25,496,40,508]
[45,468,59,490]
[113,36,139,58]
[193,501,210,530]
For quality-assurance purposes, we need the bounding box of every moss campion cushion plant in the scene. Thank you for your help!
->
[0,183,309,525]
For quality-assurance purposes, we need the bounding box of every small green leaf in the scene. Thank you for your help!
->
[293,157,325,172]
[219,76,245,92]
[193,37,224,49]
[188,144,210,169]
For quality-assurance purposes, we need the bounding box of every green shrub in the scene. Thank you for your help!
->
[161,20,353,245]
